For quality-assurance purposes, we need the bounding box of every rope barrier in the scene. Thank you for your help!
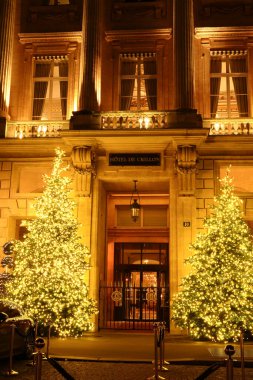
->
[31,334,75,380]
[47,358,76,380]
[194,362,222,380]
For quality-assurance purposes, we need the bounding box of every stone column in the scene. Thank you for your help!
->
[0,0,16,136]
[71,0,101,129]
[173,0,194,109]
[79,0,101,112]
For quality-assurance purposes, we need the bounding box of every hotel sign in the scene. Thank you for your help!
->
[109,153,161,166]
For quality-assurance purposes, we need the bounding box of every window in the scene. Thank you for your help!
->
[15,220,28,241]
[120,53,157,111]
[116,205,168,227]
[210,50,248,118]
[47,0,70,5]
[114,243,168,267]
[32,56,68,121]
[122,0,155,2]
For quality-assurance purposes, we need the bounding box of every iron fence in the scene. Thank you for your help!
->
[99,285,170,330]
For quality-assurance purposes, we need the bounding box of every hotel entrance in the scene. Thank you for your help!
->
[99,243,170,330]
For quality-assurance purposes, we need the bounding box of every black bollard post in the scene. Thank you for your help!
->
[34,320,38,339]
[224,344,235,380]
[146,323,165,380]
[46,324,51,358]
[2,324,18,376]
[159,322,169,371]
[240,330,245,380]
[34,337,45,380]
[154,323,159,380]
[27,321,38,367]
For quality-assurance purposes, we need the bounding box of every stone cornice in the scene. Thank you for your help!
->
[195,26,253,41]
[18,31,83,45]
[105,29,172,43]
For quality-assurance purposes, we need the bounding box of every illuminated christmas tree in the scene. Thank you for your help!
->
[3,149,97,337]
[172,169,253,342]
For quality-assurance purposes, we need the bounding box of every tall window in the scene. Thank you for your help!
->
[120,53,157,111]
[32,56,68,120]
[210,50,248,118]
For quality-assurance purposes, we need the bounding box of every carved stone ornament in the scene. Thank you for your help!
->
[71,146,96,196]
[71,145,96,176]
[175,145,197,174]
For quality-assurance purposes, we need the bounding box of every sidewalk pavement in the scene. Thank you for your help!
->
[47,330,253,362]
[1,331,253,379]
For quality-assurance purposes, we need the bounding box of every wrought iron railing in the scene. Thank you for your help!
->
[99,285,170,330]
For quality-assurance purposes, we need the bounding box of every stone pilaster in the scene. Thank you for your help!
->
[0,0,16,137]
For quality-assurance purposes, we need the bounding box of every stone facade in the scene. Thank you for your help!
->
[1,0,253,332]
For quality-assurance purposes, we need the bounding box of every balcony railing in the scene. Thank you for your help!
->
[5,120,70,139]
[203,118,253,135]
[5,115,253,138]
[101,111,169,129]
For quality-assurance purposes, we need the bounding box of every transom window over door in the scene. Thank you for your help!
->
[210,50,248,118]
[120,52,157,110]
[32,56,68,121]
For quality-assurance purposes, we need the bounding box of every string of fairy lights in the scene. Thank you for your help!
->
[2,148,98,337]
[172,170,253,342]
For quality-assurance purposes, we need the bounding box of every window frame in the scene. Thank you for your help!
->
[210,50,248,119]
[119,52,157,111]
[17,34,82,121]
[32,56,69,121]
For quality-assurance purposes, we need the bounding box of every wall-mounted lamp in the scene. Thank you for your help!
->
[130,180,141,222]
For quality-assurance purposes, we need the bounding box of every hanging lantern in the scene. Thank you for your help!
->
[130,180,141,222]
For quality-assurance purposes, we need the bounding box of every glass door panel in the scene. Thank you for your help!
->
[142,271,157,287]
[124,270,159,321]
[142,271,157,320]
[112,243,169,324]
